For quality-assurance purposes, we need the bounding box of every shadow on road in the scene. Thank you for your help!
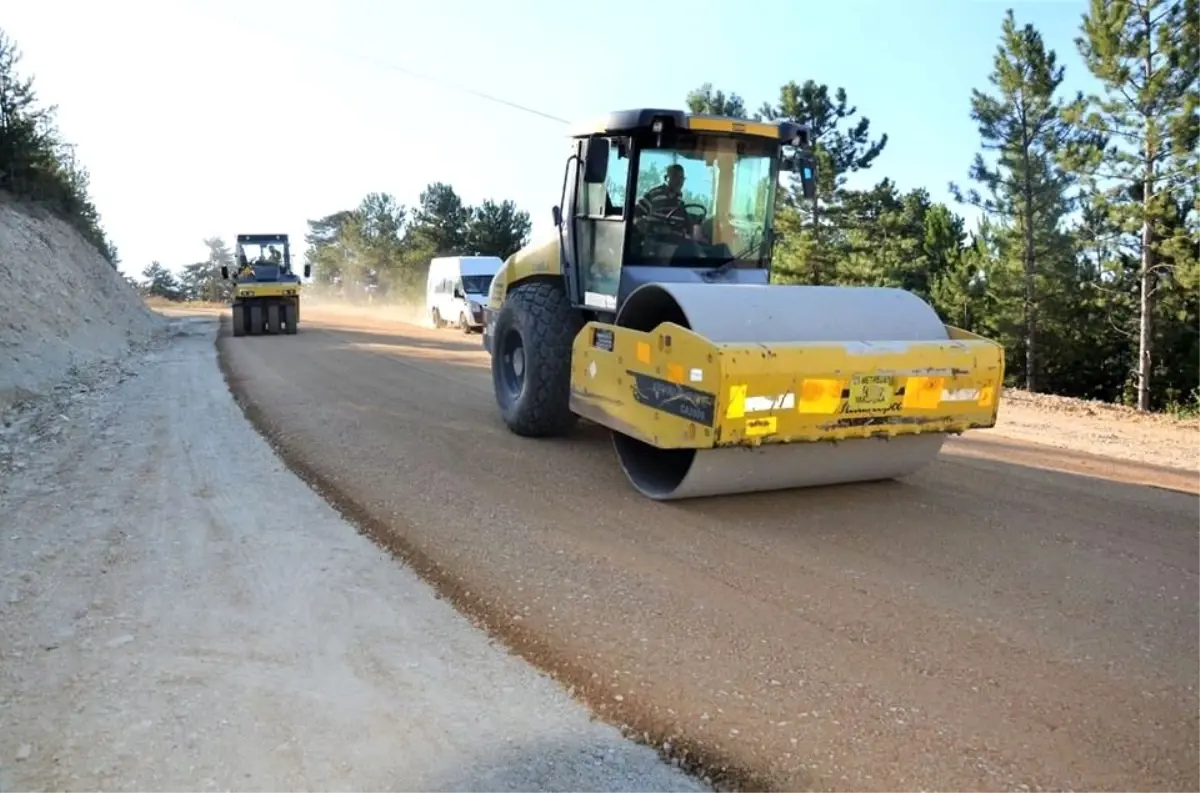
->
[418,736,708,793]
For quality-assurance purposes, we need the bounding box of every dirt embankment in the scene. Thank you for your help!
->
[0,193,165,415]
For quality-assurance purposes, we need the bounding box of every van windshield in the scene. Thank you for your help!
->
[461,275,492,294]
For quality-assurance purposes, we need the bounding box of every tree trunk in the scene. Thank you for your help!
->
[1023,218,1037,392]
[1021,144,1038,393]
[1137,212,1154,412]
[1136,12,1155,413]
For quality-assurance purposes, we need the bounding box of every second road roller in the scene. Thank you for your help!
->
[481,108,1005,500]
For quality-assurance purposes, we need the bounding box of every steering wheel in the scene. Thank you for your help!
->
[642,203,708,239]
[661,202,707,225]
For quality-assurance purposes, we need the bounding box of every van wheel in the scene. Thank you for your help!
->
[431,308,443,328]
[459,312,470,333]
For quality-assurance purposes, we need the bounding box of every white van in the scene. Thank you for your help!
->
[425,255,503,333]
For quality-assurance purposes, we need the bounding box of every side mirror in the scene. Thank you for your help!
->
[794,151,816,201]
[551,205,562,227]
[582,137,609,184]
[304,264,312,279]
[221,266,229,280]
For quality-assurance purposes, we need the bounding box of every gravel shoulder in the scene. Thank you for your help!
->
[984,388,1198,473]
[0,314,706,793]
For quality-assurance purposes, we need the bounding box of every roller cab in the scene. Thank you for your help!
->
[485,108,1006,500]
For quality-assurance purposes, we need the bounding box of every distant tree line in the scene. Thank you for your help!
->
[134,237,237,304]
[301,184,531,300]
[134,184,534,306]
[687,0,1197,413]
[0,29,118,266]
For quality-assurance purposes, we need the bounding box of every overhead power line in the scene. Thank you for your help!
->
[217,10,572,126]
[332,51,573,125]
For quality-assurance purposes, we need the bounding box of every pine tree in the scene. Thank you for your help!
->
[951,9,1079,391]
[757,81,888,284]
[1065,0,1199,410]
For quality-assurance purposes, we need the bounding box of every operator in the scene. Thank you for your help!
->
[267,245,282,264]
[633,164,703,243]
[634,164,685,227]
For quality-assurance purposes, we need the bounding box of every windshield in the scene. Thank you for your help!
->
[460,274,492,294]
[239,241,290,268]
[627,134,779,268]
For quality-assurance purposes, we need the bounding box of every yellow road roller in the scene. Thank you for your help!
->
[481,109,1005,500]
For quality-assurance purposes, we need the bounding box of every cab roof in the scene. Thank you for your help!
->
[569,109,810,147]
[237,233,289,244]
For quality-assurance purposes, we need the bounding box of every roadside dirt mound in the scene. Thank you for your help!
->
[0,194,165,413]
[986,387,1199,473]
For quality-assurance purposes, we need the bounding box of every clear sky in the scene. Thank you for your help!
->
[4,0,1102,277]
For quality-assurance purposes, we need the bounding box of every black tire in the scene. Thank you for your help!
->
[249,303,264,336]
[459,312,470,333]
[491,280,583,437]
[232,304,245,337]
[431,308,443,329]
[267,302,282,335]
[284,298,299,334]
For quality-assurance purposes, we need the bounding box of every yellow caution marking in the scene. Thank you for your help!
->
[902,376,945,410]
[979,385,995,407]
[797,378,843,414]
[636,342,651,364]
[745,416,777,436]
[666,363,684,384]
[726,384,748,419]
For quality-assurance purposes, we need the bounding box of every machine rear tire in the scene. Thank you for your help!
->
[491,280,583,437]
[232,304,245,337]
[284,299,299,334]
[267,303,282,335]
[249,303,264,336]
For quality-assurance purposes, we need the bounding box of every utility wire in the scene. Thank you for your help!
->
[215,9,572,126]
[329,50,572,125]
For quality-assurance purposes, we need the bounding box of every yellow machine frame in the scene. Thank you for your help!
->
[568,319,1004,450]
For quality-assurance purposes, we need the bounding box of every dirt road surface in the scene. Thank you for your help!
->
[0,315,707,793]
[214,305,1199,792]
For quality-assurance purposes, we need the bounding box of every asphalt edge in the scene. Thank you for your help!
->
[210,314,778,793]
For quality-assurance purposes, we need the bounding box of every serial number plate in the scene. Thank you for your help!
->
[848,374,895,410]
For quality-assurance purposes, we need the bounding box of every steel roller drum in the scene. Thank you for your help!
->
[611,282,950,500]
